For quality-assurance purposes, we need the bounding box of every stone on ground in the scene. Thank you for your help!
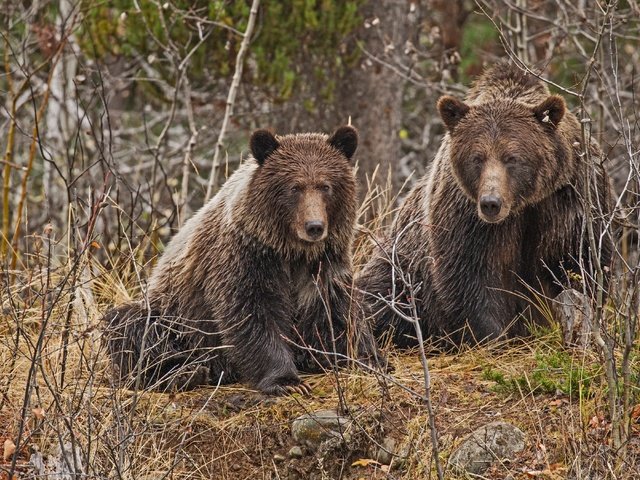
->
[291,409,351,450]
[448,421,525,475]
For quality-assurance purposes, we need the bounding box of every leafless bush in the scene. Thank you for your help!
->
[1,0,639,479]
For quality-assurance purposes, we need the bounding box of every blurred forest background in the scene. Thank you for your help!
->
[1,1,640,479]
[2,0,638,262]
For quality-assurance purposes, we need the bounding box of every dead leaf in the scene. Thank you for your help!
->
[526,466,567,479]
[589,415,602,428]
[3,439,16,461]
[526,470,545,477]
[351,458,380,468]
[32,407,45,420]
[549,462,567,471]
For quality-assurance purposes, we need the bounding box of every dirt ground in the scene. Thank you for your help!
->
[1,320,638,479]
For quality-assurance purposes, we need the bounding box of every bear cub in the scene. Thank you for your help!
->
[105,126,380,394]
[358,63,613,348]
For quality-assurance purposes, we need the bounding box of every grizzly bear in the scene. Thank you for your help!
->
[358,64,613,348]
[104,126,381,394]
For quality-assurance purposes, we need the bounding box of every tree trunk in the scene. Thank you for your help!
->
[337,0,417,199]
[44,0,83,215]
[431,0,469,81]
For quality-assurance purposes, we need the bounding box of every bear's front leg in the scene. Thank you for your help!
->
[232,320,312,395]
[214,251,311,396]
[294,270,384,373]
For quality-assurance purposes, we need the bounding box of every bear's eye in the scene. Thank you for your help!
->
[470,154,484,165]
[319,184,331,193]
[291,186,301,194]
[504,156,518,165]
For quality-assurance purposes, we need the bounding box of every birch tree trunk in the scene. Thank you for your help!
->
[44,0,82,212]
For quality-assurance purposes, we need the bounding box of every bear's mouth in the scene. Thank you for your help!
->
[478,210,510,223]
[297,231,328,243]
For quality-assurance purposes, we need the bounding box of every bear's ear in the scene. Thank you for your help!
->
[533,95,565,129]
[437,96,471,132]
[250,129,280,165]
[328,125,358,160]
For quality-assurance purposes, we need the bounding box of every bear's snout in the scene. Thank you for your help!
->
[476,159,512,223]
[304,220,326,241]
[477,192,510,223]
[479,194,502,220]
[296,190,329,243]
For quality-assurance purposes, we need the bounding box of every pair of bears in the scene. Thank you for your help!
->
[104,63,613,395]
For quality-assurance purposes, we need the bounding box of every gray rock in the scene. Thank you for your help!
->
[373,437,397,465]
[29,451,45,475]
[49,441,85,480]
[291,409,351,450]
[273,454,285,462]
[552,289,593,347]
[448,421,525,475]
[288,446,304,458]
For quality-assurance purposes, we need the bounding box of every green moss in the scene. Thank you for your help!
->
[482,349,601,399]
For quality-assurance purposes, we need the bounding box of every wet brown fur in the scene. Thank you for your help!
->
[104,127,381,393]
[358,63,614,348]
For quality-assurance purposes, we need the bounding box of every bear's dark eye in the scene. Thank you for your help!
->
[291,186,301,194]
[504,155,518,165]
[319,184,331,193]
[470,154,484,165]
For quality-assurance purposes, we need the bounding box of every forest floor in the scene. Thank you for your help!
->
[1,225,638,478]
[1,305,639,480]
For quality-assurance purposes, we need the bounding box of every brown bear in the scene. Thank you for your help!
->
[104,126,381,394]
[358,63,614,348]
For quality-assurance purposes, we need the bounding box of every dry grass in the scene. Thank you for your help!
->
[2,245,639,479]
[0,166,636,480]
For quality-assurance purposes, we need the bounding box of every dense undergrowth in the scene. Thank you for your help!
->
[1,215,638,479]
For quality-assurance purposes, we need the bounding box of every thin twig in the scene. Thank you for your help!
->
[178,75,198,223]
[205,0,261,202]
[372,219,444,480]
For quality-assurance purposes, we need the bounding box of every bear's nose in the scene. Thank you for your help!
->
[480,195,502,218]
[305,220,326,240]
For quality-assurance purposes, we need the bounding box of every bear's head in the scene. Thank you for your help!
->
[437,94,572,223]
[246,126,358,255]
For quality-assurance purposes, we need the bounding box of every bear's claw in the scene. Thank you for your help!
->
[285,381,312,396]
[270,381,312,397]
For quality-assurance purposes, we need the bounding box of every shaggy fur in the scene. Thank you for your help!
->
[104,126,380,394]
[358,64,614,348]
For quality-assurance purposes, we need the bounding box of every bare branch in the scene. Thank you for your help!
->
[205,0,261,202]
